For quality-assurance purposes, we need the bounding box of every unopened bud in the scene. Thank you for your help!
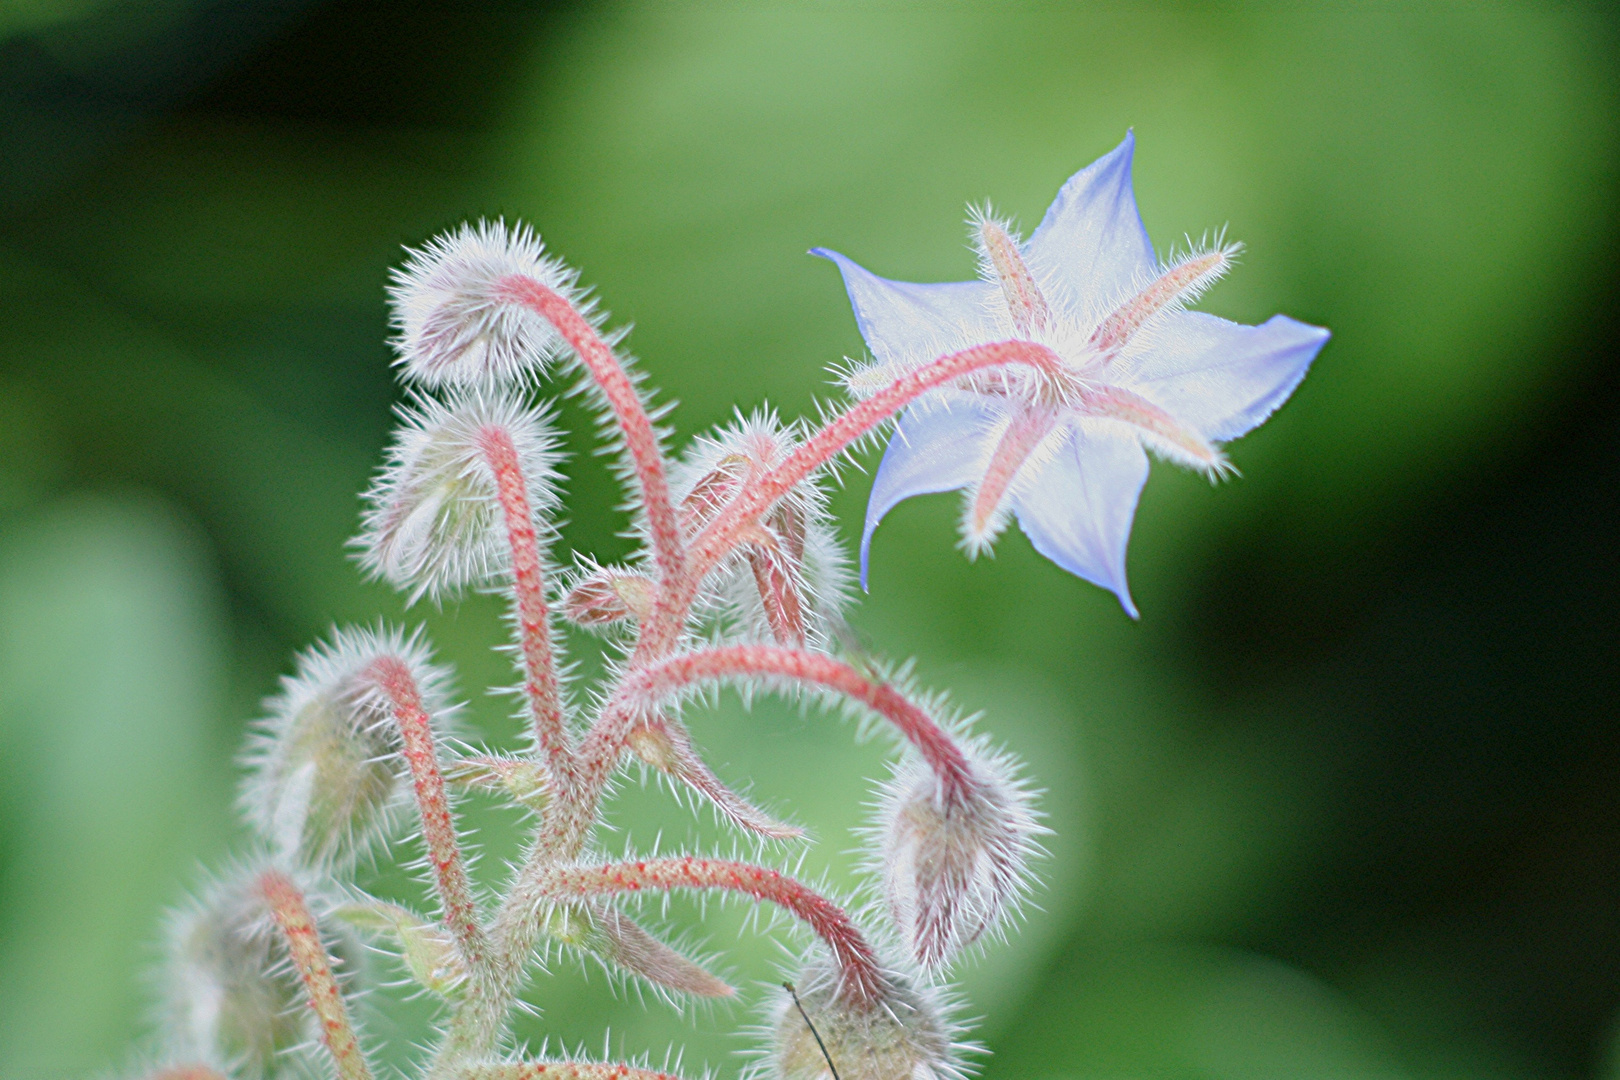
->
[770,958,963,1080]
[674,412,849,646]
[874,745,1040,968]
[241,627,447,871]
[562,565,656,626]
[357,389,561,604]
[389,220,582,388]
[161,866,357,1078]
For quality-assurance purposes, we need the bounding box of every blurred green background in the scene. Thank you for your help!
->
[1,2,1618,1078]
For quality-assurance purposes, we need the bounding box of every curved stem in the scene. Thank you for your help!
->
[369,658,489,979]
[459,1065,682,1080]
[496,275,683,589]
[626,645,975,798]
[478,425,573,781]
[536,857,884,1007]
[639,339,1066,654]
[259,870,373,1080]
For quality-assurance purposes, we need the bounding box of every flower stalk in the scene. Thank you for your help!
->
[368,656,489,980]
[258,870,372,1080]
[477,422,571,778]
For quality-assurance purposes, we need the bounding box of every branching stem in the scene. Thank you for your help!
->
[604,646,973,803]
[639,339,1066,653]
[535,857,884,1007]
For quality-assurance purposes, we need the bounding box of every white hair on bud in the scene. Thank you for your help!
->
[866,736,1042,970]
[390,219,586,387]
[670,409,851,648]
[355,387,562,604]
[752,954,973,1080]
[239,625,454,872]
[157,863,361,1079]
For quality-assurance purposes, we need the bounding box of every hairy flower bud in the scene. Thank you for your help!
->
[161,866,358,1078]
[767,958,965,1080]
[389,220,587,387]
[357,388,561,603]
[673,412,849,646]
[241,626,449,870]
[872,744,1040,968]
[561,563,657,626]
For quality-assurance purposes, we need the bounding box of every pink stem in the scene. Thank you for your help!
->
[369,657,489,977]
[458,1066,681,1080]
[497,275,684,589]
[258,870,373,1080]
[477,425,573,779]
[627,645,975,798]
[147,1069,230,1080]
[640,339,1065,653]
[536,856,884,1007]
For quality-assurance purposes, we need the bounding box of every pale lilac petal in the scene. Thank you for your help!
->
[1023,132,1158,324]
[861,395,1003,588]
[1009,422,1149,617]
[1117,312,1330,442]
[812,248,996,365]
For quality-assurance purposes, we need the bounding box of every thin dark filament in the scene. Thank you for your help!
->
[784,982,841,1080]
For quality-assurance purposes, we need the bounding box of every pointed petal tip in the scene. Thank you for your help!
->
[1117,589,1140,620]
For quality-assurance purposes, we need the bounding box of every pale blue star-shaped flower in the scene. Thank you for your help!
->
[815,133,1329,616]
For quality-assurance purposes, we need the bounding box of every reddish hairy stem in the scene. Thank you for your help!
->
[459,1065,681,1080]
[628,646,974,798]
[369,657,489,976]
[258,870,373,1080]
[537,857,884,1007]
[147,1068,230,1080]
[478,426,573,779]
[640,340,1065,654]
[497,275,683,588]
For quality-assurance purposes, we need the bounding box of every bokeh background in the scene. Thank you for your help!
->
[2,2,1618,1078]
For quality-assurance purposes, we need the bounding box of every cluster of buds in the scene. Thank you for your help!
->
[132,136,1324,1080]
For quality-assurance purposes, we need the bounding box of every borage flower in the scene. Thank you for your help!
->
[816,132,1329,615]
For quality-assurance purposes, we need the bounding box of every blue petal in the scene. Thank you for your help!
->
[1023,132,1158,325]
[812,248,995,365]
[861,395,1002,589]
[1010,422,1150,618]
[1118,312,1331,442]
